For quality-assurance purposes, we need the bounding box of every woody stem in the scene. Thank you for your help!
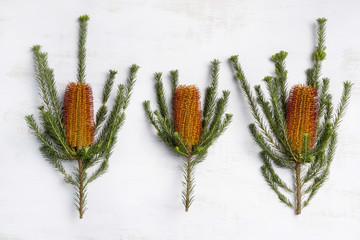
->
[77,159,85,219]
[185,154,192,212]
[295,162,302,215]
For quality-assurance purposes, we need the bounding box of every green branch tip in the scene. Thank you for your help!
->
[130,64,140,71]
[154,72,162,79]
[211,59,221,64]
[263,76,272,82]
[271,51,288,61]
[229,55,239,62]
[109,70,118,75]
[223,90,230,96]
[317,18,327,24]
[344,81,354,88]
[143,101,152,113]
[32,45,41,52]
[225,114,233,120]
[79,15,90,21]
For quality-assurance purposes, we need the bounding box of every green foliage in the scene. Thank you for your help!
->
[307,18,327,87]
[25,15,139,219]
[77,15,89,83]
[143,59,232,211]
[229,18,352,214]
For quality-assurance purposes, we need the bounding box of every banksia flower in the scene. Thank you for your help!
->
[286,85,318,152]
[144,61,232,212]
[63,82,94,149]
[25,15,139,219]
[173,85,202,147]
[230,18,352,215]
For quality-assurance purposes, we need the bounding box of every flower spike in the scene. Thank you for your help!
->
[63,82,94,148]
[173,85,202,147]
[286,85,318,152]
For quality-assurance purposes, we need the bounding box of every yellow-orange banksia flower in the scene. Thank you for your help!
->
[63,82,94,148]
[286,85,318,152]
[173,85,202,147]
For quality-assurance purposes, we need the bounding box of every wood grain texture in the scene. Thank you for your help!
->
[0,0,359,239]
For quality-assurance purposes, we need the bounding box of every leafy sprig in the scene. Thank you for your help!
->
[144,60,232,211]
[229,18,352,215]
[25,15,139,218]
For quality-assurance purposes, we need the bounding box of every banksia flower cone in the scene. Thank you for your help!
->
[173,85,202,147]
[286,85,318,152]
[63,82,94,148]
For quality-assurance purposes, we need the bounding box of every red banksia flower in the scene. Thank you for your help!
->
[63,82,94,148]
[286,85,318,152]
[173,85,202,147]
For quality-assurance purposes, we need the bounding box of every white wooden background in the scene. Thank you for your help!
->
[0,0,359,239]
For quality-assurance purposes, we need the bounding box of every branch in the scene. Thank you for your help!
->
[77,15,90,83]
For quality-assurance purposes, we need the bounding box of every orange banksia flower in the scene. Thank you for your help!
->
[286,85,318,152]
[173,85,202,147]
[63,82,94,148]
